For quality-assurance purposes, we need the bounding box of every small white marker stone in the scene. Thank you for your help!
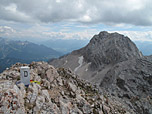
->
[20,66,30,86]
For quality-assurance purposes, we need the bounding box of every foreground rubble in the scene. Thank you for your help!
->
[0,62,132,114]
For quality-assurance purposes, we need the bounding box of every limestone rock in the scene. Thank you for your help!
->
[0,82,25,114]
[69,82,77,92]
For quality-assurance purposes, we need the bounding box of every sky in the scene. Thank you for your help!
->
[0,0,152,42]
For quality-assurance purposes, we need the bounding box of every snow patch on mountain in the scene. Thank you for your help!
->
[74,56,84,72]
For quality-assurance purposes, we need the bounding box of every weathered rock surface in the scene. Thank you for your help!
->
[0,62,131,114]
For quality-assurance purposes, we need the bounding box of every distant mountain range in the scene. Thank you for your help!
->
[0,37,62,72]
[42,39,89,54]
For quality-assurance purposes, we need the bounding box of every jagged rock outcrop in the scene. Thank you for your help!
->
[0,62,131,114]
[49,31,152,114]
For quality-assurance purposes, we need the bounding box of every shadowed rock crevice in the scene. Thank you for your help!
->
[116,78,127,91]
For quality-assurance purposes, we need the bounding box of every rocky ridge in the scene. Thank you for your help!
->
[0,62,131,114]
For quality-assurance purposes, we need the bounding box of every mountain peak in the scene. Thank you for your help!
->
[76,31,142,69]
[99,31,109,36]
[90,31,125,45]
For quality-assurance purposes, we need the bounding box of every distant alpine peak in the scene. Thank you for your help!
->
[77,31,142,68]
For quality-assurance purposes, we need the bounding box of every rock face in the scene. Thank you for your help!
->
[49,31,152,114]
[0,62,131,114]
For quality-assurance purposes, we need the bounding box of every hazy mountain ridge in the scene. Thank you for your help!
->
[0,38,62,72]
[42,39,89,54]
[49,31,152,113]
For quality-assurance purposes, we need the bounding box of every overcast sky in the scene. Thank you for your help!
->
[0,0,152,42]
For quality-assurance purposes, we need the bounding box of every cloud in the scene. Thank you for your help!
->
[0,2,34,23]
[0,0,152,26]
[0,26,16,36]
[1,25,152,42]
[0,25,96,40]
[115,31,152,41]
[106,30,152,42]
[42,30,95,40]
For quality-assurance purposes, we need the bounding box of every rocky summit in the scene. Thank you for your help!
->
[0,62,132,114]
[50,31,152,114]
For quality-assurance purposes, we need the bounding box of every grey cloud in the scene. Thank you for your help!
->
[0,1,33,23]
[0,0,152,26]
[0,26,16,38]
